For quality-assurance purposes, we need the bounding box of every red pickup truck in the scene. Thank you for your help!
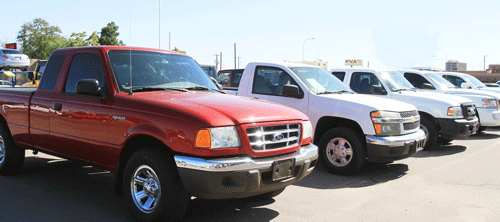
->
[0,46,318,221]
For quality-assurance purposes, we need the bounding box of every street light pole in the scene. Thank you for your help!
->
[302,38,315,61]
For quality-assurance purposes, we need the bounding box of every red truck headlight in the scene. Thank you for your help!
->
[195,126,241,149]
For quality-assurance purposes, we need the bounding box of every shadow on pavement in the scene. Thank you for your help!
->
[1,153,280,222]
[182,197,278,222]
[411,145,466,158]
[484,126,500,131]
[461,131,500,140]
[292,161,408,190]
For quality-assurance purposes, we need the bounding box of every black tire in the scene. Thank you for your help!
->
[123,148,189,222]
[255,188,286,199]
[477,126,488,133]
[420,116,439,150]
[0,124,25,176]
[318,127,366,175]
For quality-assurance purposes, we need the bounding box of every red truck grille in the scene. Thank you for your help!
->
[246,124,301,151]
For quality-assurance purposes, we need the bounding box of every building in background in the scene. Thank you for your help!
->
[296,60,329,70]
[446,60,467,71]
[489,64,500,73]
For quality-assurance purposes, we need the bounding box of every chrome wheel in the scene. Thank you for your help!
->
[326,137,353,167]
[131,165,161,213]
[0,135,4,164]
[420,125,429,139]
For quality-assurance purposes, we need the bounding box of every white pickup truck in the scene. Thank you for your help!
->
[401,69,500,133]
[222,62,426,175]
[331,68,479,149]
[439,71,500,94]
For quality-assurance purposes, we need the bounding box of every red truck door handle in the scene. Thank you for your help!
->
[54,103,62,111]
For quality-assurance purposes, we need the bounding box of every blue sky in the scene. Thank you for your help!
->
[2,0,499,71]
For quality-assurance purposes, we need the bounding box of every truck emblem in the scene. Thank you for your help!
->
[112,116,126,120]
[411,117,415,123]
[273,133,285,141]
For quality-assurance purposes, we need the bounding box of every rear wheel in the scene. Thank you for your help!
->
[420,117,438,150]
[0,124,25,176]
[123,148,189,222]
[318,127,366,175]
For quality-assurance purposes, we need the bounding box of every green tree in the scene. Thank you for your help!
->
[99,22,125,46]
[67,31,100,47]
[16,18,67,59]
[172,47,186,54]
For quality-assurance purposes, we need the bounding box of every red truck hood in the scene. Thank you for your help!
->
[126,91,307,126]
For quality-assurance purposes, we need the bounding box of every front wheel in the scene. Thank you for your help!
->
[420,116,438,150]
[0,124,25,176]
[318,127,366,175]
[123,149,189,222]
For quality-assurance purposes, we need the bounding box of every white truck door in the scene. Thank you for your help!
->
[247,65,308,115]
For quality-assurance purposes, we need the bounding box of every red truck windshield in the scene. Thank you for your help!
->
[108,50,217,92]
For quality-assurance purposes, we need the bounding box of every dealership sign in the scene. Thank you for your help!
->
[345,59,363,66]
[5,43,17,49]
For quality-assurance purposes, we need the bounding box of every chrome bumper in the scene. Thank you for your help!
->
[174,144,318,172]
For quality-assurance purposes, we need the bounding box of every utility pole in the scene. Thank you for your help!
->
[234,43,237,69]
[237,56,242,69]
[169,32,171,51]
[220,52,222,70]
[214,54,219,71]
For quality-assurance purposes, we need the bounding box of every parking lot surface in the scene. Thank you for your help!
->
[1,128,499,221]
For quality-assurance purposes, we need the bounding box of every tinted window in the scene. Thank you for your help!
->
[331,72,346,81]
[1,49,22,55]
[252,66,299,96]
[443,75,465,87]
[230,70,244,87]
[218,72,230,84]
[65,53,106,94]
[404,72,432,89]
[350,72,383,94]
[38,54,66,91]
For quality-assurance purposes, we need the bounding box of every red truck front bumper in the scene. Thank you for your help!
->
[174,144,318,199]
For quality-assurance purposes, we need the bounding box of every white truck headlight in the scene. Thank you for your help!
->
[482,99,498,109]
[447,106,463,117]
[195,126,241,149]
[371,111,401,136]
[302,121,313,139]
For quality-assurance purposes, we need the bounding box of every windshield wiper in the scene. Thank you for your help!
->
[393,88,410,92]
[335,90,353,94]
[317,90,336,95]
[182,86,226,93]
[132,86,188,92]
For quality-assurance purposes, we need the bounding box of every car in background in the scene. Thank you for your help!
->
[0,49,30,71]
[200,64,217,79]
[485,83,500,88]
[217,69,244,88]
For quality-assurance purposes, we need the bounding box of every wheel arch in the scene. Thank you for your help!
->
[418,111,441,132]
[114,134,174,196]
[314,116,365,146]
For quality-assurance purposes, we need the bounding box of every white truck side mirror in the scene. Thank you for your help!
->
[461,82,471,89]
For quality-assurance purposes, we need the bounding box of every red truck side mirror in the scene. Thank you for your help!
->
[76,79,103,97]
